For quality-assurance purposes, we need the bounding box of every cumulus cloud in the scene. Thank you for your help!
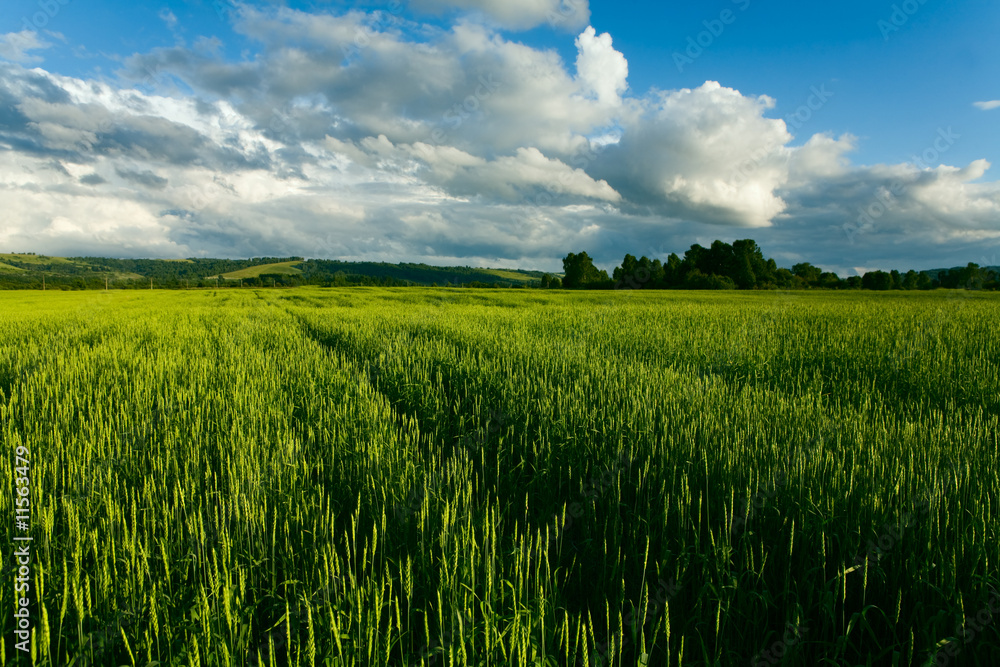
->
[974,100,1000,111]
[0,6,997,272]
[410,0,590,31]
[0,31,51,64]
[779,157,1000,254]
[575,27,628,107]
[785,133,857,185]
[593,82,792,228]
[408,141,621,201]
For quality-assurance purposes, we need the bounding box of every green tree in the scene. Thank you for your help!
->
[818,272,842,289]
[614,255,662,289]
[562,252,608,289]
[683,269,737,290]
[732,239,773,289]
[683,244,707,275]
[958,263,986,290]
[705,240,736,277]
[774,268,797,289]
[862,270,894,291]
[540,274,562,289]
[663,253,684,287]
[613,254,639,288]
[792,263,822,286]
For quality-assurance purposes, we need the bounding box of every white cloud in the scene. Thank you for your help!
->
[594,81,792,228]
[324,134,620,202]
[974,100,1000,111]
[410,0,590,31]
[408,142,622,201]
[780,158,1000,250]
[0,31,51,64]
[0,6,997,272]
[575,27,628,107]
[786,133,856,185]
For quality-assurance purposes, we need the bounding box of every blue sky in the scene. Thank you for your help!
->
[1,0,998,274]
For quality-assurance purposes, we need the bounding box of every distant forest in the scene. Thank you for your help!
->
[0,240,996,290]
[0,255,545,290]
[556,240,999,291]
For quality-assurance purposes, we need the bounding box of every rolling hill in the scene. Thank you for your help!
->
[221,261,304,279]
[0,253,549,289]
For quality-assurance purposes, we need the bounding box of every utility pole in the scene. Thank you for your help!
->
[150,277,153,291]
[105,276,109,291]
[42,275,45,291]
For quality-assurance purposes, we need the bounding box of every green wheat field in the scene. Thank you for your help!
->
[2,288,999,666]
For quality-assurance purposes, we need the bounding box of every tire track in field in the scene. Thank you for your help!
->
[275,300,500,534]
[275,299,664,650]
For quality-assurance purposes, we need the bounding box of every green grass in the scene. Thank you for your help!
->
[1,288,998,665]
[221,261,304,279]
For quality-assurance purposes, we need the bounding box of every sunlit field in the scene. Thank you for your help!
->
[2,288,999,666]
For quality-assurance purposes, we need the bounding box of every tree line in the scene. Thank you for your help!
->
[2,241,996,291]
[548,240,999,291]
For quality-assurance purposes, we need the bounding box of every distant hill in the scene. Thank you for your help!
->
[480,269,538,283]
[222,261,304,279]
[0,253,547,289]
[922,265,1000,281]
[299,260,546,286]
[1,253,88,271]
